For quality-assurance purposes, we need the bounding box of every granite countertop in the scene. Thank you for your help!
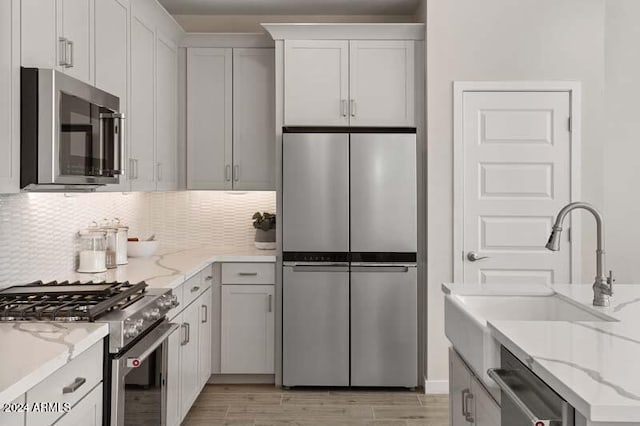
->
[0,322,108,405]
[443,282,640,424]
[58,245,277,290]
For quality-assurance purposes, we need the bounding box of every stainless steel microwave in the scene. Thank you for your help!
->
[21,68,125,191]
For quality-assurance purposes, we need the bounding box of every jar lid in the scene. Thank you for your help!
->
[113,218,129,231]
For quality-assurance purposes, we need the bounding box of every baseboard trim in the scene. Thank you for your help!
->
[425,379,449,394]
[208,374,275,384]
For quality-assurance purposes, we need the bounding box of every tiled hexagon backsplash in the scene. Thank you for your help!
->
[0,191,275,288]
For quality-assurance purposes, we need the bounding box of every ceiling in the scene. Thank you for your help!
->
[158,0,421,16]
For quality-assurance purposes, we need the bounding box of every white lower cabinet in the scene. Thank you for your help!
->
[0,395,26,426]
[180,298,201,416]
[449,348,500,426]
[53,383,102,426]
[198,287,213,387]
[221,284,275,374]
[166,322,182,426]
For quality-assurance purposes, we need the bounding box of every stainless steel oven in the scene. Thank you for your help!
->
[21,67,125,191]
[110,321,179,426]
[488,347,575,426]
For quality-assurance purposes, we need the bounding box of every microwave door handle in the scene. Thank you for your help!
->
[100,113,125,176]
[98,113,105,176]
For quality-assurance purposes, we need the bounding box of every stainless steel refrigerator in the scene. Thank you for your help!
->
[282,129,418,387]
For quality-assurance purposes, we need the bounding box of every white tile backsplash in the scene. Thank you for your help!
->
[0,191,275,288]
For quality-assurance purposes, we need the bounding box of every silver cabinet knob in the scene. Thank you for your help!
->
[467,251,489,262]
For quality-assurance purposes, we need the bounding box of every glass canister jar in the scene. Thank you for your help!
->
[77,230,107,273]
[113,218,129,265]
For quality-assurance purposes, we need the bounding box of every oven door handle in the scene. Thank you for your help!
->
[121,322,179,367]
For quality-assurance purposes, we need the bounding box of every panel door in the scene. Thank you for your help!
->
[187,48,233,190]
[221,285,274,374]
[0,0,19,193]
[180,302,200,420]
[349,41,415,126]
[59,0,93,84]
[232,48,276,190]
[471,376,500,426]
[129,14,156,191]
[462,91,572,285]
[156,34,179,191]
[282,266,349,386]
[350,133,417,253]
[94,0,129,192]
[20,0,57,69]
[449,348,473,426]
[282,133,349,253]
[166,315,182,426]
[198,288,213,387]
[350,266,417,387]
[284,40,349,126]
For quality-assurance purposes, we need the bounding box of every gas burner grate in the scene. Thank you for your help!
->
[0,280,148,321]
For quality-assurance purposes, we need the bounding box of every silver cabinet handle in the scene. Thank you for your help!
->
[157,163,162,181]
[341,99,348,117]
[134,159,139,179]
[463,390,474,423]
[225,165,231,182]
[185,322,190,343]
[268,294,272,313]
[58,37,68,66]
[350,99,356,117]
[467,251,489,262]
[204,275,213,281]
[238,272,258,276]
[191,286,201,293]
[63,377,86,394]
[180,323,188,345]
[461,388,470,418]
[488,369,545,424]
[129,158,139,180]
[66,39,74,68]
[201,305,208,323]
[234,165,239,182]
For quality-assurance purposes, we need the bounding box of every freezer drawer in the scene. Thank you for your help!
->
[350,133,417,252]
[350,265,418,387]
[283,265,350,386]
[282,133,349,252]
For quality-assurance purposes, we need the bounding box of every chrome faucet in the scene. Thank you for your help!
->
[546,202,614,307]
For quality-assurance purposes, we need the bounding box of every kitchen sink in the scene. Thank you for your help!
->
[444,292,617,400]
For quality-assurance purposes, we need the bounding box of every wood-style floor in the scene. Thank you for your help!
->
[183,384,449,426]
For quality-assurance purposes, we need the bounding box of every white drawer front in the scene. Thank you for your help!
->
[26,341,103,426]
[53,383,102,426]
[221,263,275,284]
[183,270,207,308]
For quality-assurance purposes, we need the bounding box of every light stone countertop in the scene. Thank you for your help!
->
[0,322,108,405]
[443,282,640,424]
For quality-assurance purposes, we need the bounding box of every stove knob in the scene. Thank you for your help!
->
[170,295,179,308]
[135,319,144,331]
[157,296,171,310]
[147,308,161,320]
[124,326,139,339]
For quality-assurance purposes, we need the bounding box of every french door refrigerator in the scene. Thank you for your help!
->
[282,128,417,387]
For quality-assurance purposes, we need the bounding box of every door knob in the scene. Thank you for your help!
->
[467,251,489,262]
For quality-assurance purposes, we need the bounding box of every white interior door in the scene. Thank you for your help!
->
[460,90,574,285]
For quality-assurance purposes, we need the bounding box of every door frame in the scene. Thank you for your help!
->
[452,81,582,284]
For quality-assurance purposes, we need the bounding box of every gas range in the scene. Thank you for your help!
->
[0,280,179,353]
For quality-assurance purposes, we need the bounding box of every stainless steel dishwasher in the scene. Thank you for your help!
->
[488,347,575,426]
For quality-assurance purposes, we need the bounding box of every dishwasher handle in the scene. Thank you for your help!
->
[350,264,411,273]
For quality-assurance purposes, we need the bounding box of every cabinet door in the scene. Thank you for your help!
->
[221,285,275,374]
[94,0,129,192]
[471,376,500,426]
[232,48,275,190]
[59,0,93,84]
[156,34,179,191]
[449,348,473,426]
[0,0,19,193]
[187,48,233,190]
[180,301,201,420]
[129,13,156,191]
[21,0,57,69]
[284,40,349,126]
[198,288,213,387]
[349,40,414,126]
[166,318,182,426]
[54,383,102,426]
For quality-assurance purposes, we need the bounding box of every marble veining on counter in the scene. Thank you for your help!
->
[0,322,108,405]
[444,282,640,424]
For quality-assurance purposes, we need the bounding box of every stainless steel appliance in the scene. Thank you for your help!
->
[21,68,125,191]
[282,128,418,388]
[488,347,575,426]
[0,280,179,425]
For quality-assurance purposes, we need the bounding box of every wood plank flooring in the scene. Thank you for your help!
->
[183,385,449,426]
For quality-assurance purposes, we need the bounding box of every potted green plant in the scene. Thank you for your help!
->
[252,212,276,250]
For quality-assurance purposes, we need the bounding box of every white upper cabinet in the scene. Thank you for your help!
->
[21,0,57,69]
[349,41,414,127]
[156,34,179,191]
[232,48,276,190]
[283,39,415,127]
[187,48,233,190]
[284,40,349,126]
[0,0,19,194]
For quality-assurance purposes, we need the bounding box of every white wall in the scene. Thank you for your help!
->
[174,14,416,32]
[425,0,606,388]
[604,1,640,284]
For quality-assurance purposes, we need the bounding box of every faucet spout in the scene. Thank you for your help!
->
[546,202,613,307]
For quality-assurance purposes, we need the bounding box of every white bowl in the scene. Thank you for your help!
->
[127,240,159,258]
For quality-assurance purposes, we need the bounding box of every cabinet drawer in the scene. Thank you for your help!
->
[221,263,275,284]
[183,267,213,307]
[26,341,103,426]
[54,383,102,426]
